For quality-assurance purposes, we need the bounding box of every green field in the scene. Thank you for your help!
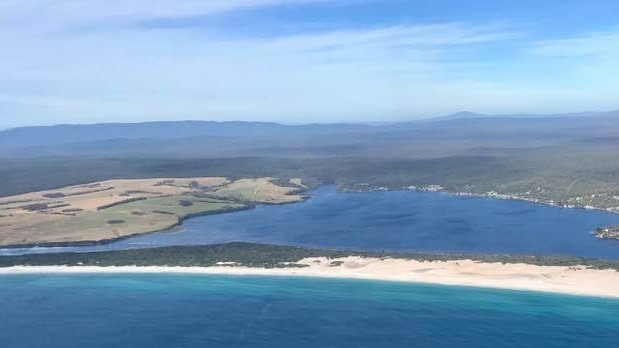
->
[8,195,247,246]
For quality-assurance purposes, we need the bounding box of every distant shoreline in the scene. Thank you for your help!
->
[340,184,619,241]
[2,257,618,299]
[339,184,619,215]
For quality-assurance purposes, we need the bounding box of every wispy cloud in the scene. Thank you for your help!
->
[0,16,523,124]
[531,27,619,57]
[0,1,617,126]
[528,27,619,91]
[255,23,520,51]
[0,0,331,22]
[0,0,340,36]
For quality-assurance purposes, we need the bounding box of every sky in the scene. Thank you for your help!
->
[1,0,618,128]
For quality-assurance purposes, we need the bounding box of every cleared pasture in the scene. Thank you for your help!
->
[0,177,305,246]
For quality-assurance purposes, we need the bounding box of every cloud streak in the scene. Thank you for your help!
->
[531,27,619,57]
[0,1,617,127]
[0,0,335,25]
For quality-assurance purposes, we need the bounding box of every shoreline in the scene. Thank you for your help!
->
[0,177,310,249]
[340,185,619,240]
[2,257,618,299]
[3,184,617,250]
[0,204,254,249]
[339,185,619,215]
[0,192,310,250]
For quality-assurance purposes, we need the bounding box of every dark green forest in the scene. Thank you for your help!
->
[1,113,619,211]
[1,242,618,270]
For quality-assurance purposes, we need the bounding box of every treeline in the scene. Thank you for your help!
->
[1,242,618,270]
[1,140,618,211]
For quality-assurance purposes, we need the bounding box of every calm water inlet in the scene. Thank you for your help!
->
[2,186,619,259]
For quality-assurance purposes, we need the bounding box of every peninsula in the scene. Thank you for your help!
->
[0,177,306,247]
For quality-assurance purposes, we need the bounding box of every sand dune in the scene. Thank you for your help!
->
[2,257,618,298]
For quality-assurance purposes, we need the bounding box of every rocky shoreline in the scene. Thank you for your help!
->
[593,226,619,240]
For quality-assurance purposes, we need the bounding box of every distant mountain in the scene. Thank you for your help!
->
[416,111,486,122]
[430,110,619,121]
[0,120,372,150]
[1,109,618,158]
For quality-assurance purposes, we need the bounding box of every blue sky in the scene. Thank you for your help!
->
[1,0,618,128]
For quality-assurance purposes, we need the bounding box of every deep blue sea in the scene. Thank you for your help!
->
[4,186,618,259]
[1,274,618,348]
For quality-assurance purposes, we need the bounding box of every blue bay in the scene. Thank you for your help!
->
[8,186,619,259]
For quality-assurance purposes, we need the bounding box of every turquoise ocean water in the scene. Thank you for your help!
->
[1,274,618,347]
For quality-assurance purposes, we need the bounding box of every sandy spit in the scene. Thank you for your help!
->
[1,257,618,299]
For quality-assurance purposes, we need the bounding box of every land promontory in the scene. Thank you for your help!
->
[0,177,306,247]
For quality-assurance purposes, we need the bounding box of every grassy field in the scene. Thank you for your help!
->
[0,177,306,247]
[211,178,306,204]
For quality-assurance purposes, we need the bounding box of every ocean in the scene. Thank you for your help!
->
[0,274,617,348]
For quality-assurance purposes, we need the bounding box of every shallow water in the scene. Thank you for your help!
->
[3,186,619,258]
[0,274,618,348]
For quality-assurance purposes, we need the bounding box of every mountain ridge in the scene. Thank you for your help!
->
[1,109,618,156]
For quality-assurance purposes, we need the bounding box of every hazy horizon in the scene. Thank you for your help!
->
[2,108,619,131]
[2,0,619,129]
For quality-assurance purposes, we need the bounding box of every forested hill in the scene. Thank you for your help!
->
[1,110,618,158]
[1,110,618,212]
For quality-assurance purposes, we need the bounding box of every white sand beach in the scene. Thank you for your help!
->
[1,257,618,298]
